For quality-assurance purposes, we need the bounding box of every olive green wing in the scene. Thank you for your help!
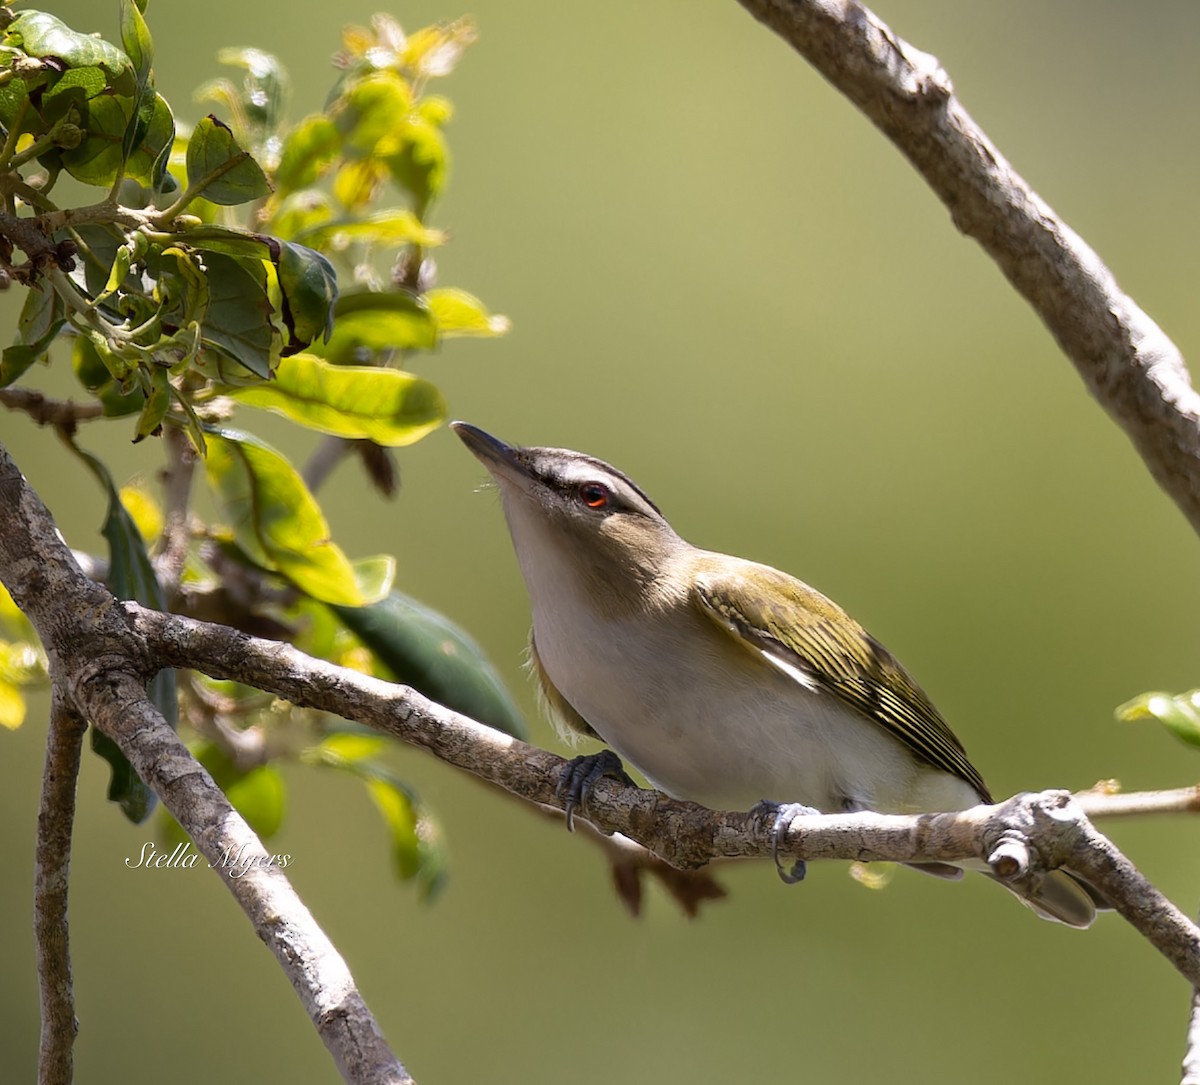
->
[693,564,991,802]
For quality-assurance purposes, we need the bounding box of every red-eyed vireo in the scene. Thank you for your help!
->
[452,422,1098,928]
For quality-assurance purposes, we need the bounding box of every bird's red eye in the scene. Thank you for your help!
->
[578,482,609,509]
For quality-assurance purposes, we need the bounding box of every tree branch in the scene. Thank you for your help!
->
[34,686,85,1085]
[733,0,1200,535]
[123,602,1200,986]
[0,440,413,1085]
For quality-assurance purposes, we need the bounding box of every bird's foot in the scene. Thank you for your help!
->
[752,800,820,885]
[556,750,636,832]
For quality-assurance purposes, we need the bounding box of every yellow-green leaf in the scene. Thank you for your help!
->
[229,353,445,445]
[0,680,26,729]
[204,427,364,605]
[426,288,510,338]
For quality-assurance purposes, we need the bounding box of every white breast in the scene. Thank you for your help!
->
[530,588,972,815]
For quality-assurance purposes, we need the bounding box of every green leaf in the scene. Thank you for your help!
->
[336,70,412,157]
[226,764,286,839]
[273,113,339,195]
[118,0,155,162]
[295,209,445,252]
[160,226,332,355]
[229,353,446,445]
[385,116,448,214]
[72,336,145,416]
[268,192,335,241]
[4,11,135,96]
[61,91,173,186]
[173,740,286,839]
[73,447,177,823]
[41,66,108,120]
[91,729,155,823]
[314,732,388,764]
[132,364,171,442]
[352,555,396,604]
[197,249,280,380]
[363,774,446,900]
[204,427,365,605]
[119,0,153,89]
[426,288,510,338]
[311,290,436,363]
[333,591,527,738]
[273,240,337,351]
[1,286,65,388]
[1116,690,1200,749]
[185,115,270,206]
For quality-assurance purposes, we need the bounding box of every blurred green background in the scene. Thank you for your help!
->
[3,0,1200,1081]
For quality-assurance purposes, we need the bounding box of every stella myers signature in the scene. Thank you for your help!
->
[125,841,292,878]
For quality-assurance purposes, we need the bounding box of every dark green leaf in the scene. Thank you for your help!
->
[229,353,445,444]
[274,240,336,350]
[60,90,172,186]
[0,74,32,134]
[4,11,135,96]
[198,249,279,379]
[41,66,108,122]
[119,0,153,89]
[91,729,155,822]
[1,287,65,388]
[74,447,177,823]
[166,226,332,354]
[333,591,527,738]
[204,427,366,605]
[60,94,127,185]
[310,290,436,363]
[132,364,170,442]
[185,114,270,206]
[118,0,154,161]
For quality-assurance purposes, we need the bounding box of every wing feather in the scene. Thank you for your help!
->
[693,564,991,802]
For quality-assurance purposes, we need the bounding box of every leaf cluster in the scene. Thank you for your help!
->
[0,4,521,899]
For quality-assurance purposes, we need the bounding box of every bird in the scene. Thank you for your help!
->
[452,420,1098,928]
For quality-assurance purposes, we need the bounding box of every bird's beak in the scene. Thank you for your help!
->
[450,421,532,488]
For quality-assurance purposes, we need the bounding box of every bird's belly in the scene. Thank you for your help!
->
[532,610,968,814]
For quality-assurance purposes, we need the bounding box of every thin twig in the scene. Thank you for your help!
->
[0,387,104,429]
[157,424,196,599]
[733,0,1200,535]
[1078,786,1200,819]
[1183,985,1200,1084]
[303,434,354,492]
[34,686,86,1085]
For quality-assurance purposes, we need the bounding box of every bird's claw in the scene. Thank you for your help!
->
[556,750,635,831]
[752,800,820,884]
